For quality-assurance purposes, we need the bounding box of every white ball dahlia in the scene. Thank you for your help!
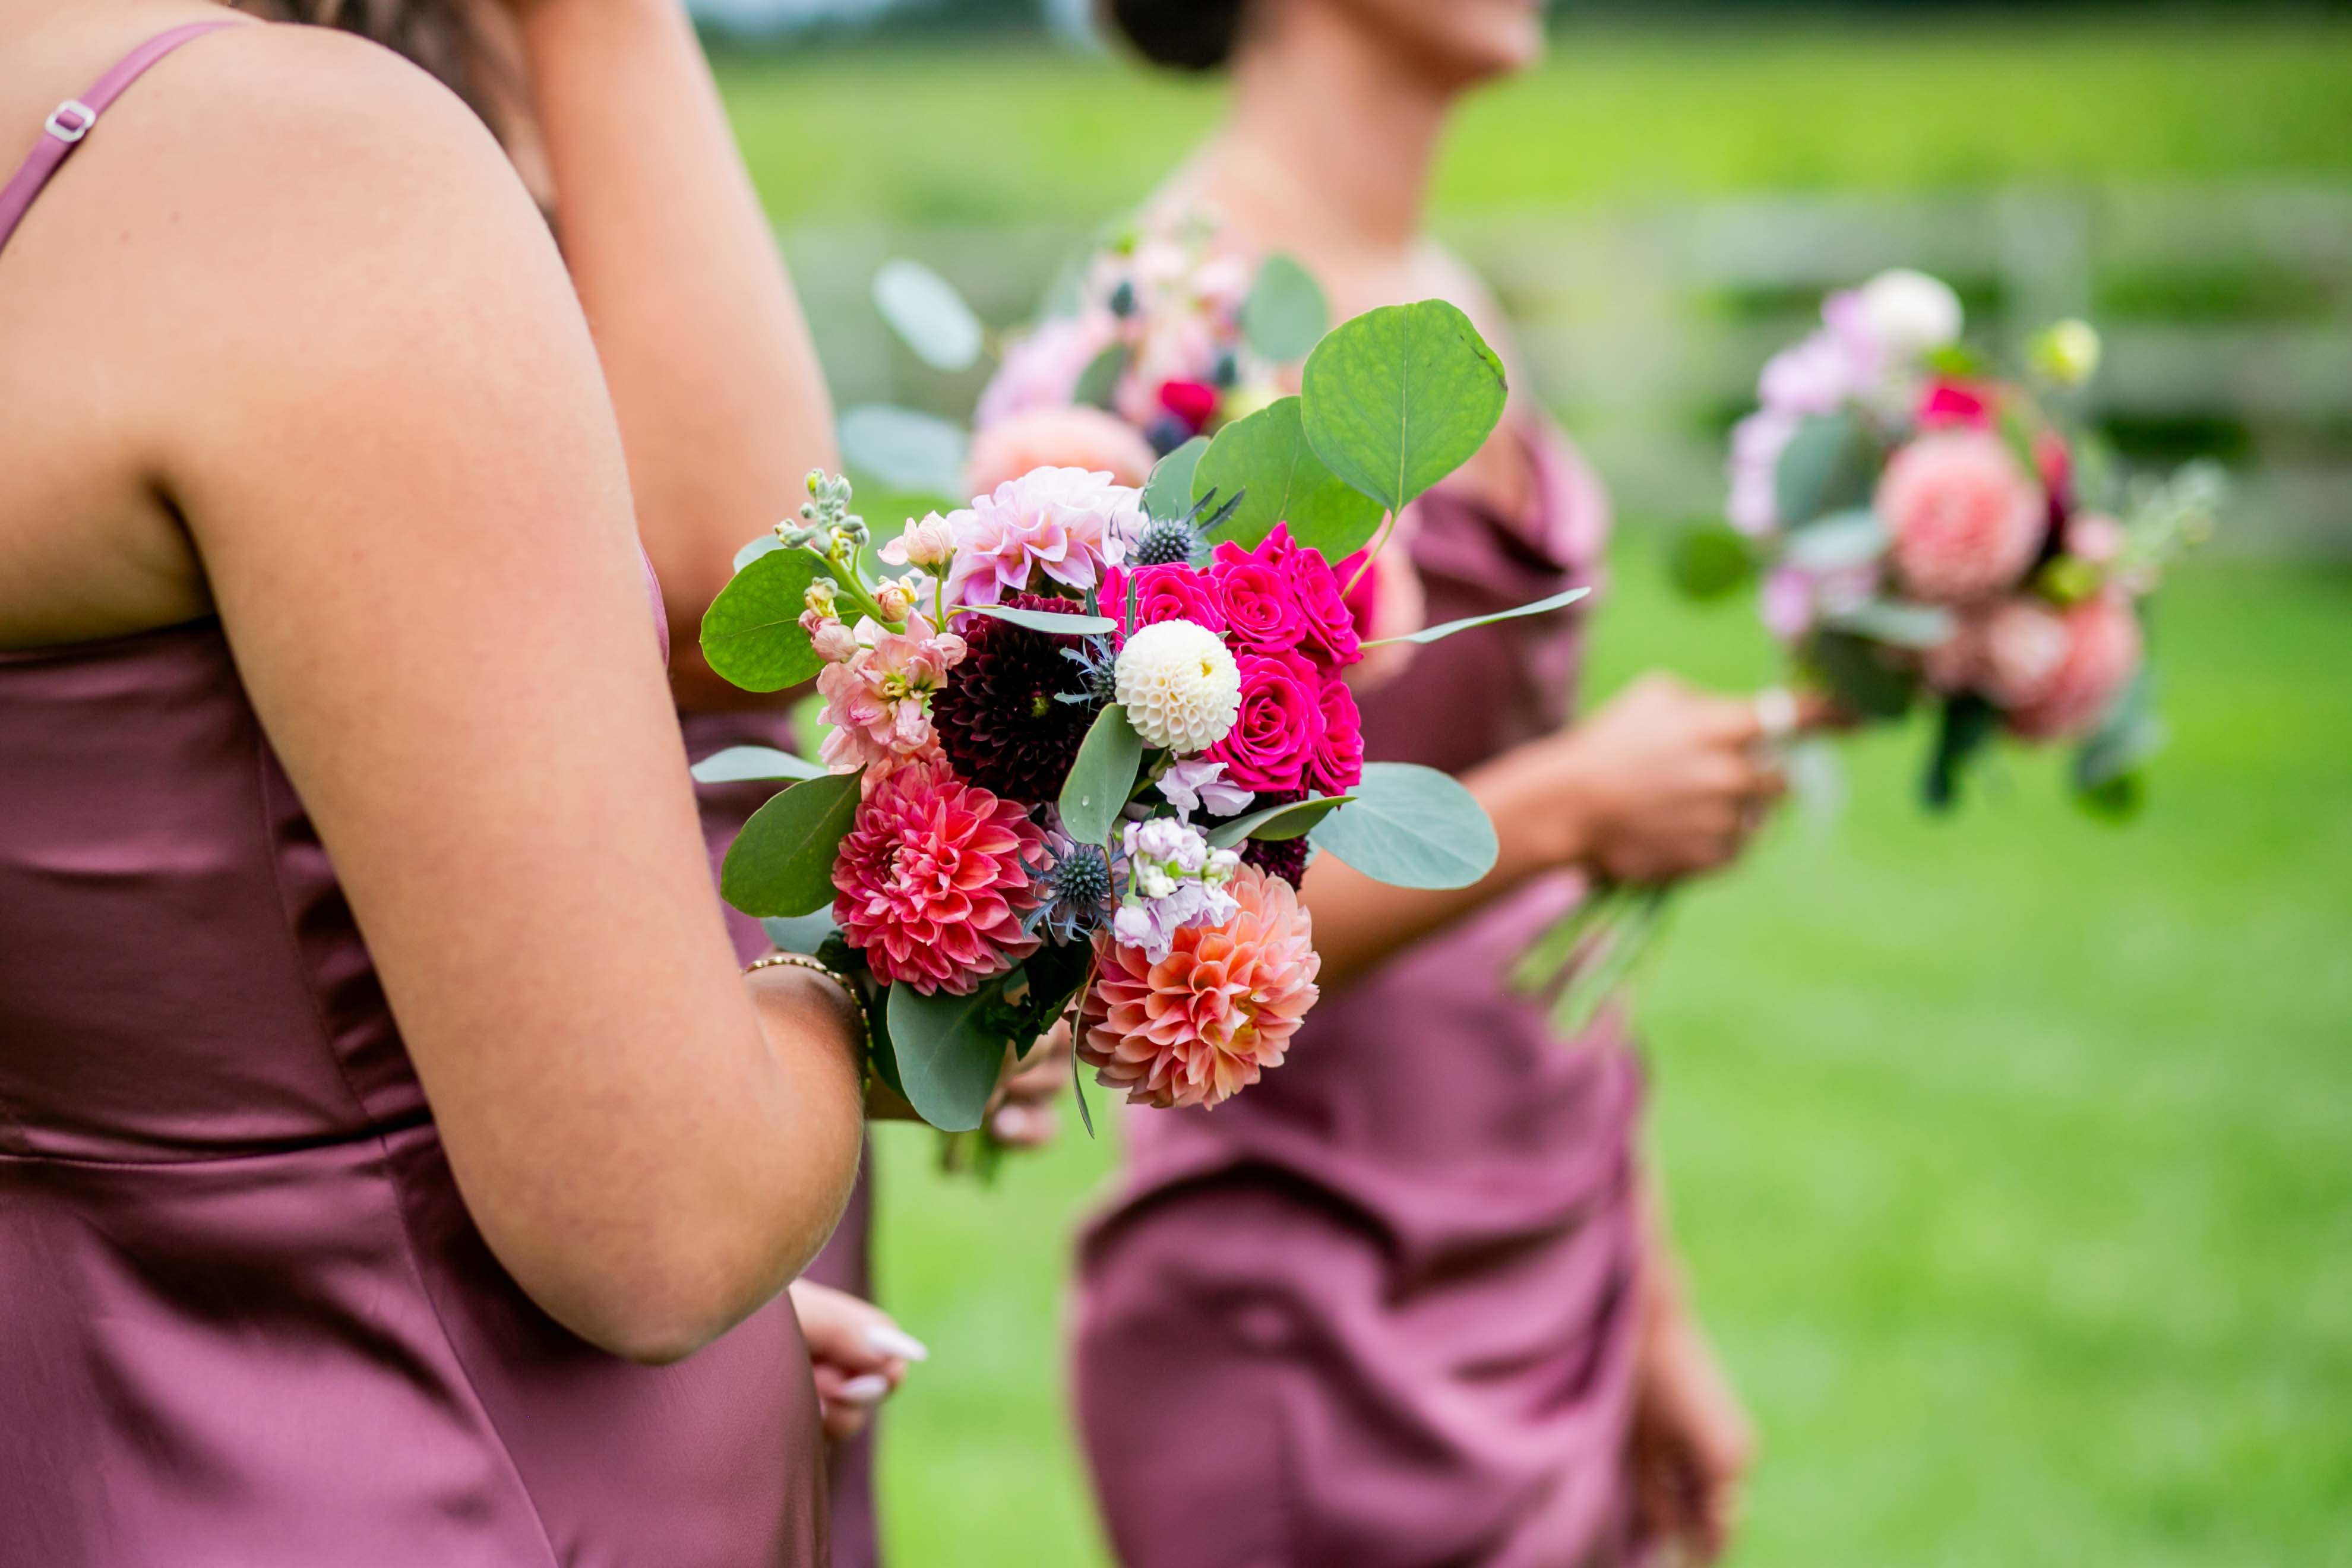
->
[1858,268,1964,361]
[1114,619,1241,755]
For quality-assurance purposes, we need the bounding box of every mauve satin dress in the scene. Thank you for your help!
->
[685,709,881,1568]
[1073,429,1651,1568]
[0,36,829,1546]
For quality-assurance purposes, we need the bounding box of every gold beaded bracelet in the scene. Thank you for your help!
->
[744,951,871,1051]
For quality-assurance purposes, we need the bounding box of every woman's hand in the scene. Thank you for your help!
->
[788,1281,928,1444]
[1628,1304,1755,1564]
[1528,674,1787,886]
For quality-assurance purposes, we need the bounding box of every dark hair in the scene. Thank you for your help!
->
[1101,0,1250,72]
[241,0,487,116]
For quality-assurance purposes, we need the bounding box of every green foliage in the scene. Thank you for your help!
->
[1783,508,1889,573]
[719,770,862,918]
[1191,396,1383,557]
[1825,599,1956,650]
[874,257,984,372]
[2073,666,2167,813]
[700,547,831,694]
[1073,344,1129,412]
[1300,301,1508,517]
[1309,762,1500,889]
[1805,627,1917,721]
[1058,704,1143,848]
[839,404,969,498]
[1202,794,1354,851]
[886,979,1015,1133]
[1775,412,1880,527]
[960,603,1117,636]
[690,745,827,785]
[1140,437,1208,521]
[1239,253,1329,364]
[1364,586,1592,649]
[1923,693,2002,811]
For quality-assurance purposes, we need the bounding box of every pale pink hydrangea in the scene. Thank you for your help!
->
[943,466,1139,609]
[1080,864,1320,1111]
[814,613,966,773]
[965,406,1158,497]
[1877,430,2047,603]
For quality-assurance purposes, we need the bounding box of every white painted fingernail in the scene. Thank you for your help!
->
[991,1106,1028,1139]
[864,1323,930,1362]
[835,1373,892,1405]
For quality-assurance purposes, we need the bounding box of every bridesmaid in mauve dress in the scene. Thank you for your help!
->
[0,11,872,1562]
[1046,3,1794,1563]
[240,4,930,1555]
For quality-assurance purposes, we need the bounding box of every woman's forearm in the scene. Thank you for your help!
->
[513,0,835,706]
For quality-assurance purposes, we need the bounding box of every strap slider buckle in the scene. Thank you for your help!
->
[45,100,97,144]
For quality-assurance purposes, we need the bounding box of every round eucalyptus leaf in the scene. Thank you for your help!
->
[1143,437,1209,522]
[872,259,984,372]
[1300,300,1507,516]
[1204,793,1354,850]
[886,979,1014,1133]
[1191,396,1383,557]
[1241,254,1329,364]
[691,746,827,785]
[1774,412,1879,527]
[839,404,970,499]
[1308,762,1498,890]
[1059,704,1145,849]
[719,770,862,918]
[700,548,830,694]
[1781,508,1888,573]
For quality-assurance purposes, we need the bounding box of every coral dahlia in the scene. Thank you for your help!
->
[1080,864,1320,1110]
[832,760,1046,996]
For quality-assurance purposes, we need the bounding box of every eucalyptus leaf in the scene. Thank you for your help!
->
[1074,343,1131,412]
[1300,300,1507,516]
[961,602,1118,637]
[734,533,785,571]
[1782,508,1889,573]
[1192,396,1383,556]
[1923,693,2000,812]
[719,770,862,918]
[1060,704,1145,848]
[2073,669,2167,794]
[1364,586,1592,649]
[1775,412,1879,527]
[1143,437,1210,521]
[872,259,985,372]
[1823,599,1955,650]
[700,548,830,694]
[1204,794,1354,850]
[1804,628,1916,722]
[839,404,970,498]
[1308,761,1498,889]
[760,913,839,955]
[886,980,1012,1133]
[691,745,827,785]
[1240,253,1329,363]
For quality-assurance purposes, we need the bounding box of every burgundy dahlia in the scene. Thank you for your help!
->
[934,591,1099,801]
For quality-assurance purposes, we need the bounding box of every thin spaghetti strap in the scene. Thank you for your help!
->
[0,19,243,259]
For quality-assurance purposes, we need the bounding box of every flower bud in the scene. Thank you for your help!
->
[882,513,956,570]
[810,619,860,663]
[2031,320,2103,388]
[874,581,915,622]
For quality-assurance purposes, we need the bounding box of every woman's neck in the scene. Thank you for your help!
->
[1208,0,1453,261]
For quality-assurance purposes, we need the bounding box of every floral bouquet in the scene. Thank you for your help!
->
[1518,268,2224,1032]
[696,299,1585,1133]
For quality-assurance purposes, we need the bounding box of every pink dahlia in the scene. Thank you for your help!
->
[965,406,1158,498]
[832,760,1046,996]
[1079,863,1320,1110]
[2007,593,2142,741]
[944,466,1138,610]
[1877,429,2047,603]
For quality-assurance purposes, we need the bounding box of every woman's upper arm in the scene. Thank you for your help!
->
[127,31,842,1346]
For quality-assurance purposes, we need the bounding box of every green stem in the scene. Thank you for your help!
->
[1341,509,1398,598]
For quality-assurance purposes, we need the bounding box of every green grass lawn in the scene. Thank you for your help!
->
[716,14,2352,226]
[861,551,2352,1567]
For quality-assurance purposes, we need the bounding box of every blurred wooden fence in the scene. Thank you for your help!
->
[783,184,2352,556]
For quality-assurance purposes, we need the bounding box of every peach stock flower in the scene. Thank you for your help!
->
[814,614,966,773]
[1079,864,1320,1111]
[1877,430,2047,603]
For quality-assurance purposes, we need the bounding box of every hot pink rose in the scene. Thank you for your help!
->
[1262,524,1361,669]
[1104,561,1226,637]
[1918,379,1996,431]
[1158,378,1220,434]
[1207,650,1324,793]
[2007,593,2142,741]
[1307,677,1365,796]
[1877,429,2047,603]
[1209,541,1307,654]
